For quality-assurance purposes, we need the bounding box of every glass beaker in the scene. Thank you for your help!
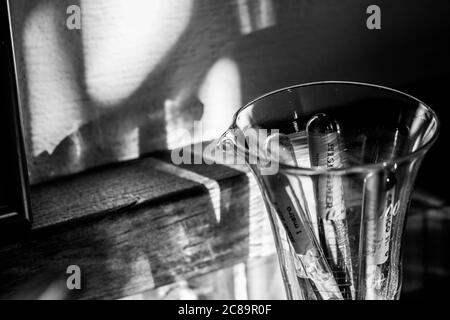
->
[219,81,439,300]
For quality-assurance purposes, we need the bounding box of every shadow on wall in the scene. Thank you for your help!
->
[10,0,278,184]
[9,0,450,184]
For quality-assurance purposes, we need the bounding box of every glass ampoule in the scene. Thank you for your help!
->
[307,113,356,300]
[360,170,398,299]
[263,133,343,300]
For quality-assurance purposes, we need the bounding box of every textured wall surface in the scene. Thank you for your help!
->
[8,0,448,184]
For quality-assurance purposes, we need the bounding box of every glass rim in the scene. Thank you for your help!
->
[227,81,440,176]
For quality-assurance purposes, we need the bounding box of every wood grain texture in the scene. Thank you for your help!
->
[0,145,447,299]
[0,154,276,300]
[8,0,450,184]
[29,157,200,230]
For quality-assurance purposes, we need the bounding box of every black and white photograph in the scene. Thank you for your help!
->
[0,0,449,302]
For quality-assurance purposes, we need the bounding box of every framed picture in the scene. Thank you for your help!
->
[0,0,31,232]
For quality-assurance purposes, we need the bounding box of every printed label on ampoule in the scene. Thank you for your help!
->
[288,131,320,239]
[375,188,397,265]
[266,176,311,255]
[308,133,346,220]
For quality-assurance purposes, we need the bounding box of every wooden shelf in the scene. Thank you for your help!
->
[0,149,448,299]
[0,152,275,299]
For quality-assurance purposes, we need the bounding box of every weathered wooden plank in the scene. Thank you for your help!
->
[1,147,448,299]
[29,157,201,230]
[0,154,275,300]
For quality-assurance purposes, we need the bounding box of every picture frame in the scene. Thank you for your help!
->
[0,0,31,233]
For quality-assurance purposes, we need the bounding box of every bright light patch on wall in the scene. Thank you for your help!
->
[115,127,140,162]
[236,0,276,35]
[82,0,193,106]
[256,0,276,30]
[236,0,252,34]
[164,95,192,150]
[198,57,242,142]
[23,3,84,157]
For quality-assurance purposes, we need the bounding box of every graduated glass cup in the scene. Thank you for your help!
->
[219,81,439,300]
